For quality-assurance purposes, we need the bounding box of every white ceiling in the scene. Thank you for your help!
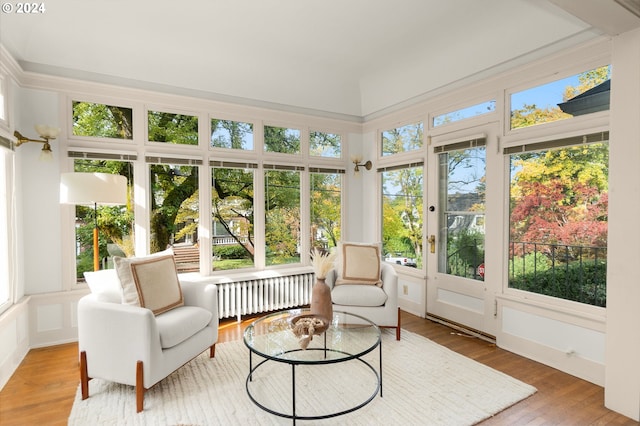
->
[0,0,637,118]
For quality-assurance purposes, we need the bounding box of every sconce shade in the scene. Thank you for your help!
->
[60,173,127,206]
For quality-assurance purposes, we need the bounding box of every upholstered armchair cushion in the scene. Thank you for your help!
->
[331,285,388,307]
[155,306,213,349]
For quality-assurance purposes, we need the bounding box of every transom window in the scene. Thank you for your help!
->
[510,65,610,130]
[211,119,254,150]
[264,125,300,154]
[433,100,496,128]
[310,131,341,158]
[381,122,423,156]
[72,101,133,140]
[148,110,198,145]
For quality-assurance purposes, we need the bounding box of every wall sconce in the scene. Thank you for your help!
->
[14,125,60,161]
[351,155,372,174]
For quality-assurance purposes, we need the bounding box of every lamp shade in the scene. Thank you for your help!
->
[60,172,127,206]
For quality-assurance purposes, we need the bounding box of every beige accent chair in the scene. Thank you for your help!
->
[326,261,401,340]
[78,251,218,412]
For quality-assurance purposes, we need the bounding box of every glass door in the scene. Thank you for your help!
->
[426,125,498,335]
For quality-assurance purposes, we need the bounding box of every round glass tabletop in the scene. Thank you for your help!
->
[243,308,381,364]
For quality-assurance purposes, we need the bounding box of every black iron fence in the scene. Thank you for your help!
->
[508,241,607,307]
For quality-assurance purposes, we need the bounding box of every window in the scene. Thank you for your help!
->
[380,163,423,268]
[211,119,254,150]
[265,167,301,265]
[0,145,13,314]
[437,140,486,280]
[148,110,198,145]
[510,65,610,130]
[149,162,200,272]
[433,100,496,127]
[310,131,341,158]
[72,159,134,280]
[211,163,256,271]
[0,75,6,122]
[65,99,345,275]
[506,133,608,306]
[72,101,133,139]
[264,125,300,154]
[381,122,423,156]
[310,170,342,251]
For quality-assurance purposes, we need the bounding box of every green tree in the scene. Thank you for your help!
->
[149,165,199,252]
[310,173,341,249]
[382,165,423,264]
[72,102,133,139]
[265,170,300,264]
[148,111,198,145]
[264,126,300,154]
[510,143,608,248]
[212,168,255,261]
[211,119,253,149]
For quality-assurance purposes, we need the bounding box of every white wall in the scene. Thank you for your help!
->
[605,28,640,420]
[0,299,29,390]
[14,87,62,295]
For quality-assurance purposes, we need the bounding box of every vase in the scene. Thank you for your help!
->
[310,277,333,322]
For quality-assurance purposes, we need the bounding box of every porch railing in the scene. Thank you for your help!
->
[508,241,607,307]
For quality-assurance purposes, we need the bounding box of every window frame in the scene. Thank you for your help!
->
[501,113,610,313]
[504,61,611,137]
[146,106,202,147]
[61,96,347,280]
[0,140,14,315]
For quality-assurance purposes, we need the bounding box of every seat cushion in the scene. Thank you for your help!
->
[331,284,388,307]
[155,306,213,349]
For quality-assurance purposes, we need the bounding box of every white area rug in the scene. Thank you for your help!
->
[68,329,536,425]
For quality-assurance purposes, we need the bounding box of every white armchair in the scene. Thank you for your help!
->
[326,262,401,340]
[78,265,219,413]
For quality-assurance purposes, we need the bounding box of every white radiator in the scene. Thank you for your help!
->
[216,272,314,320]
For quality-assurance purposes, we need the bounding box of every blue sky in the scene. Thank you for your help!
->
[511,75,582,111]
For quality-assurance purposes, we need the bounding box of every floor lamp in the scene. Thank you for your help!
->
[60,172,128,271]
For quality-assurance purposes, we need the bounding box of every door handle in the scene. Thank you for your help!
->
[428,235,436,253]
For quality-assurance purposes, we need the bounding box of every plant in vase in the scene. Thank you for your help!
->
[309,248,336,322]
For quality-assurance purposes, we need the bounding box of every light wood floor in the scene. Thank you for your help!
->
[0,311,637,425]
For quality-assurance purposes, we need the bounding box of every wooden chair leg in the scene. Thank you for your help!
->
[136,361,145,413]
[80,351,90,400]
[210,344,216,358]
[396,307,401,341]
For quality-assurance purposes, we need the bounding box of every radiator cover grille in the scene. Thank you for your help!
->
[217,272,314,320]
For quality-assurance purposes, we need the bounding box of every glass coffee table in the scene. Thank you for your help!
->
[243,309,382,424]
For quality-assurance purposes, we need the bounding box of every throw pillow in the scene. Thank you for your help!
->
[83,269,122,303]
[335,242,382,286]
[114,248,183,314]
[130,255,184,315]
